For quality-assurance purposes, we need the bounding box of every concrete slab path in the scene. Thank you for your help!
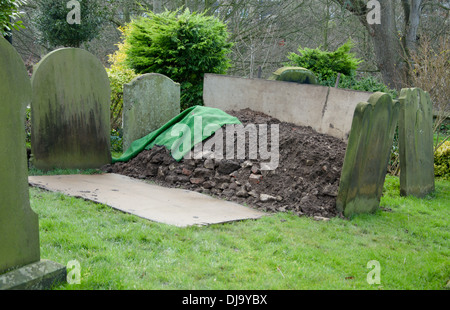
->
[28,173,265,227]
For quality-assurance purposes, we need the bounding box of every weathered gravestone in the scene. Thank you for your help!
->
[398,88,435,197]
[31,48,111,171]
[0,37,65,289]
[123,73,180,151]
[337,92,399,217]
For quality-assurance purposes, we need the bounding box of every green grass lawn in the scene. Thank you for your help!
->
[30,175,449,290]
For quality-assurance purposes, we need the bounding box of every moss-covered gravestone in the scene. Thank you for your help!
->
[398,88,435,197]
[337,92,399,217]
[0,37,65,289]
[31,48,111,171]
[268,67,318,85]
[123,73,180,151]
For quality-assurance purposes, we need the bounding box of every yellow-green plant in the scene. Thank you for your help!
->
[106,27,138,130]
[434,141,450,179]
[286,39,363,82]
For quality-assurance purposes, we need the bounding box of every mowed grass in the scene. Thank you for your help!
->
[30,175,449,290]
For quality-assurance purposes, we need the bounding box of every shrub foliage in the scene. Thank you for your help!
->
[287,39,362,82]
[122,8,233,110]
[286,40,397,97]
[35,0,105,48]
[106,31,138,130]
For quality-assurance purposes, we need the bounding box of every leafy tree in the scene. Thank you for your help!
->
[122,8,233,110]
[35,0,106,48]
[0,0,26,38]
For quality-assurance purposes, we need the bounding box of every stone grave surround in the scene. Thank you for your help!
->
[205,75,436,216]
[31,48,112,171]
[0,37,66,290]
[123,73,181,151]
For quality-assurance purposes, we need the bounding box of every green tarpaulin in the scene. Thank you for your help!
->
[112,106,242,163]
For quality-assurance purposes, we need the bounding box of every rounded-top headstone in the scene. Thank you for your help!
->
[31,48,112,171]
[0,37,40,273]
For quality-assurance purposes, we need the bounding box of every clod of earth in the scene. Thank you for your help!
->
[104,109,347,218]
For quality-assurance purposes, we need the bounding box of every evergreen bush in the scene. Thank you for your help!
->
[287,39,362,82]
[123,8,233,110]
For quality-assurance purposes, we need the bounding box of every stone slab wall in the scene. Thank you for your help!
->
[203,74,373,141]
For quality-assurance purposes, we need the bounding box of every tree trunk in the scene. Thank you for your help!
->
[333,0,424,90]
[403,0,422,54]
[366,0,404,89]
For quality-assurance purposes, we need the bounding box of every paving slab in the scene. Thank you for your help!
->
[28,174,265,227]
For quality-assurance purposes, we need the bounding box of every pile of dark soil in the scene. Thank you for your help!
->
[103,109,347,219]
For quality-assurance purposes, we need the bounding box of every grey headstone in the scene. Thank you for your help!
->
[337,92,399,217]
[398,88,435,197]
[31,48,111,171]
[123,73,180,151]
[0,37,66,289]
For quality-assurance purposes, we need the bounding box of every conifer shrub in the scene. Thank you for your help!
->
[123,8,233,110]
